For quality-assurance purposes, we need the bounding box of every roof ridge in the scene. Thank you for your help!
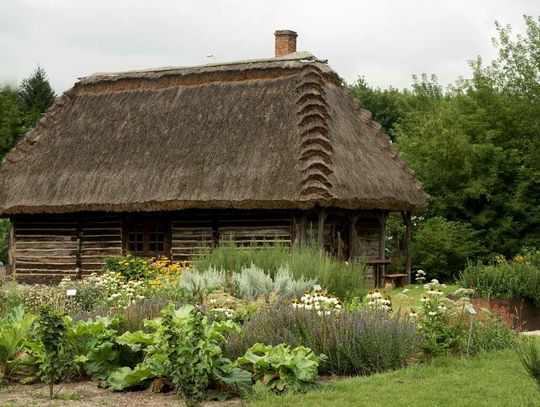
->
[81,51,326,80]
[296,65,335,201]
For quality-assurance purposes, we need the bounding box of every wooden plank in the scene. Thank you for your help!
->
[15,242,78,250]
[16,265,76,272]
[15,235,76,242]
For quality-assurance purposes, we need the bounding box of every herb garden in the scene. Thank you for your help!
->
[0,244,532,406]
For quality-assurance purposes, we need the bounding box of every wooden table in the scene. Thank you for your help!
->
[367,259,391,288]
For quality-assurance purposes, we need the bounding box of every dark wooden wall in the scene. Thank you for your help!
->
[9,209,383,283]
[12,216,123,283]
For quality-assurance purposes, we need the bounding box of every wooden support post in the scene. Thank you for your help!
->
[317,208,327,251]
[348,211,360,260]
[376,211,389,260]
[402,211,413,284]
[7,219,15,277]
[75,222,83,279]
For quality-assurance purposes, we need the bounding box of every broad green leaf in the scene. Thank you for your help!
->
[106,365,153,391]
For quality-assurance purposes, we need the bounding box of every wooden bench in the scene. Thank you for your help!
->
[383,273,408,288]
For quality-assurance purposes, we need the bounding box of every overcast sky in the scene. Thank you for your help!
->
[1,0,539,94]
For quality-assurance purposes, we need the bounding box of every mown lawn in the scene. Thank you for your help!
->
[250,348,539,407]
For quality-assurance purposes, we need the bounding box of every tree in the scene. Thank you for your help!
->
[349,77,408,138]
[395,15,540,264]
[352,16,540,277]
[18,66,56,122]
[0,86,23,160]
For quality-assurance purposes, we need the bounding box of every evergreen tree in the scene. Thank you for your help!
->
[18,66,56,120]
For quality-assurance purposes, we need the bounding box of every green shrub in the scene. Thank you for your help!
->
[413,217,484,281]
[68,316,121,380]
[0,282,23,318]
[109,305,251,405]
[469,314,517,354]
[235,343,324,394]
[103,254,152,280]
[0,305,36,382]
[195,242,366,300]
[13,284,80,315]
[34,309,75,399]
[231,265,315,301]
[458,251,540,304]
[224,302,418,376]
[58,277,106,312]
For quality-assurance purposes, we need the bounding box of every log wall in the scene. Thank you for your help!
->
[10,209,382,283]
[354,212,382,260]
[12,216,123,283]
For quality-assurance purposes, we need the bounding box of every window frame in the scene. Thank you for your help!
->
[122,217,171,258]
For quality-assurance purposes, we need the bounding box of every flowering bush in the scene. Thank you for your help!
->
[415,280,465,358]
[203,290,258,323]
[225,301,418,376]
[415,269,426,283]
[16,284,81,314]
[147,257,187,289]
[103,254,152,280]
[292,285,341,316]
[405,279,516,358]
[60,272,146,310]
[365,289,392,312]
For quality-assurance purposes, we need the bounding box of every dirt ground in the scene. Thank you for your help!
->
[0,381,244,407]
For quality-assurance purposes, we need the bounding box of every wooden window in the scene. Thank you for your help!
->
[123,219,170,257]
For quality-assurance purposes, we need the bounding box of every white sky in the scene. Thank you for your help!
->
[1,0,539,93]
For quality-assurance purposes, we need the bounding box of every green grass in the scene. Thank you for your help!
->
[250,348,539,407]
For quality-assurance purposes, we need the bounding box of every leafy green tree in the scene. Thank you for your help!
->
[0,86,23,160]
[349,77,408,138]
[18,66,56,123]
[352,16,540,276]
[396,16,540,264]
[412,217,484,281]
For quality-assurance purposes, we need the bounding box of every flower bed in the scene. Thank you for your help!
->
[0,253,521,404]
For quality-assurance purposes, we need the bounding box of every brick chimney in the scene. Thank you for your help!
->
[274,30,297,58]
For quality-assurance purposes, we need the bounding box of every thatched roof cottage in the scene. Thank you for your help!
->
[0,30,428,283]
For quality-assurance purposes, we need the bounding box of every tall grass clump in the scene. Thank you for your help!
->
[458,250,540,305]
[223,301,418,376]
[195,241,366,299]
[517,339,540,392]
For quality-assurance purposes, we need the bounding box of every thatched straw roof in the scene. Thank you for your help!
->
[0,52,428,215]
